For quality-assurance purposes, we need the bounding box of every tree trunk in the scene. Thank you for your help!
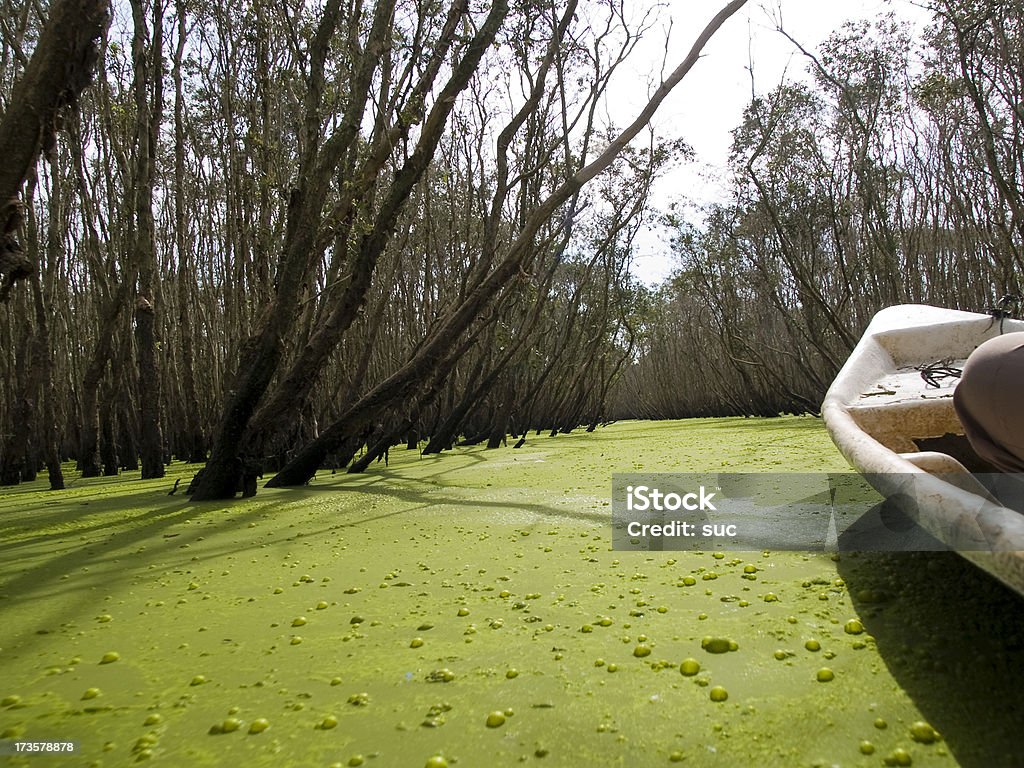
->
[119,403,140,472]
[31,270,63,490]
[245,0,507,457]
[0,325,34,484]
[459,428,491,447]
[78,379,102,477]
[486,382,516,449]
[189,0,391,500]
[21,451,38,482]
[130,0,166,480]
[267,0,750,487]
[348,334,479,473]
[422,352,488,454]
[347,419,409,473]
[135,295,164,477]
[0,0,108,299]
[173,1,205,464]
[101,399,119,476]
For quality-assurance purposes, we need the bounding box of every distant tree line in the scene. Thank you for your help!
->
[614,1,1024,419]
[0,0,746,494]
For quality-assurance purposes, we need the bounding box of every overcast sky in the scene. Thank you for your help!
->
[617,0,932,284]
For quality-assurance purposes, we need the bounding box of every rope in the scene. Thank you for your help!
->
[985,294,1021,334]
[917,359,962,389]
[914,296,1018,388]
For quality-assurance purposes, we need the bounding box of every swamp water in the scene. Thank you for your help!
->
[1,417,1022,767]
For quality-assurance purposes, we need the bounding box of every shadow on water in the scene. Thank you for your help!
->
[837,543,1024,767]
[0,456,610,655]
[0,493,275,653]
[282,472,608,524]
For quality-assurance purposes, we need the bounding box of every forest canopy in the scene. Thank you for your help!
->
[0,0,1019,496]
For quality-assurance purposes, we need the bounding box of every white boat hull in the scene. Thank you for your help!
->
[822,304,1024,596]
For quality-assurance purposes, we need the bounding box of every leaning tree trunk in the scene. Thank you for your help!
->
[0,0,108,300]
[422,350,489,454]
[244,1,504,459]
[348,333,480,474]
[193,0,509,500]
[347,419,409,474]
[267,0,750,487]
[423,285,549,455]
[189,0,387,500]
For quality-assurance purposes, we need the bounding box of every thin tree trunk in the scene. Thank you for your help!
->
[0,325,34,484]
[119,401,140,471]
[30,270,63,489]
[173,0,204,463]
[100,393,119,476]
[130,0,165,479]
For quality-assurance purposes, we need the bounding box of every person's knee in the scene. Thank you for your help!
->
[954,333,1024,473]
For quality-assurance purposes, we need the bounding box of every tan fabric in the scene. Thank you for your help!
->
[953,332,1024,473]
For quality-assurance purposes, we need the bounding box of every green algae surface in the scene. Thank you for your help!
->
[1,417,1023,767]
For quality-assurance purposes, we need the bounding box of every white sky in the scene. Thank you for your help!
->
[616,0,932,284]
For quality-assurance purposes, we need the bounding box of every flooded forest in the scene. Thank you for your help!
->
[0,0,1021,493]
[4,2,1024,767]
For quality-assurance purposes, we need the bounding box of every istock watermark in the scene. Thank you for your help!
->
[624,484,717,512]
[611,472,1022,552]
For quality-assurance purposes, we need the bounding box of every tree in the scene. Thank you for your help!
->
[129,0,166,479]
[0,0,107,300]
[266,0,750,488]
[190,0,512,500]
[613,4,1021,422]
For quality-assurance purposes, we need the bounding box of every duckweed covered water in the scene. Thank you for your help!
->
[1,417,1023,766]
